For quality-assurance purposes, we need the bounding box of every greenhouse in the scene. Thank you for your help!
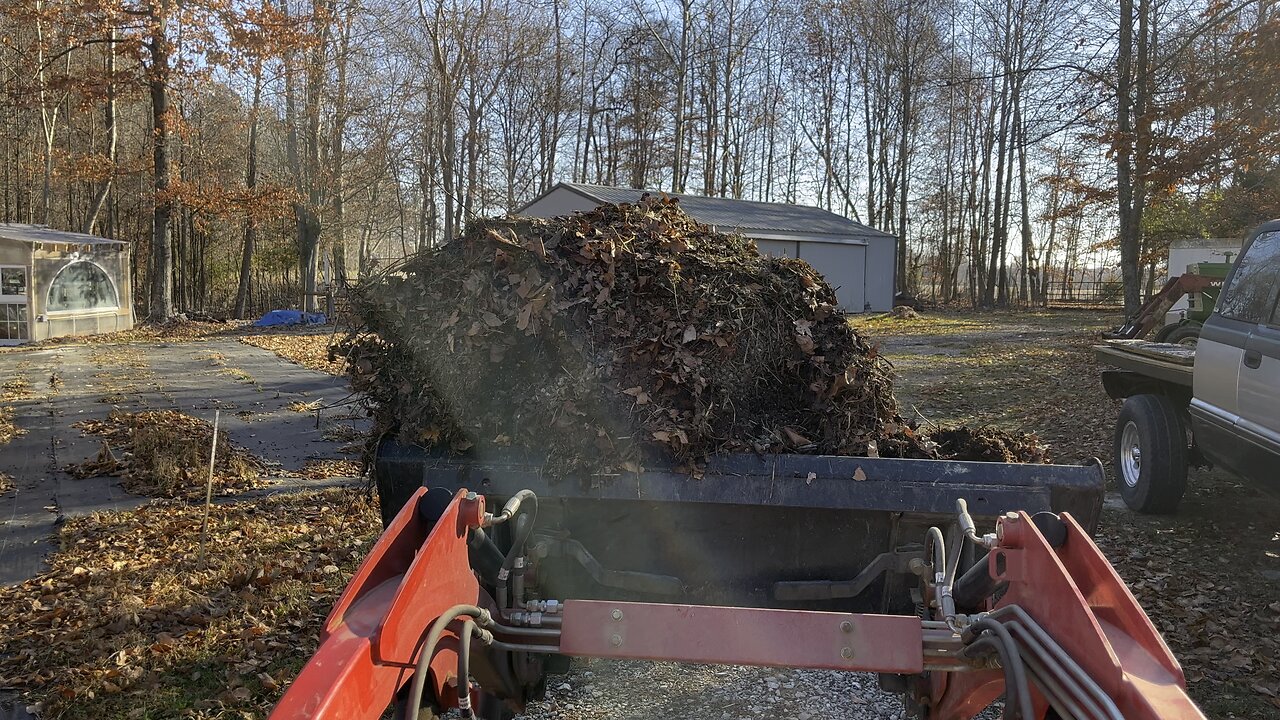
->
[0,224,133,343]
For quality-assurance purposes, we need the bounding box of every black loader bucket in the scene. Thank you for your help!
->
[374,440,1104,614]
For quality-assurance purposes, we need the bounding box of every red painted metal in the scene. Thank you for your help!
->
[269,488,482,720]
[270,490,1207,720]
[929,511,1206,720]
[557,600,923,673]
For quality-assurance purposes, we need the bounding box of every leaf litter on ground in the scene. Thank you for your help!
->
[0,489,381,719]
[66,410,267,499]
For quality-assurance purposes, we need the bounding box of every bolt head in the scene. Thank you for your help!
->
[611,609,623,621]
[610,634,623,647]
[840,620,853,633]
[840,647,853,659]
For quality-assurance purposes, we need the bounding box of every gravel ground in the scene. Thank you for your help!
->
[516,662,910,720]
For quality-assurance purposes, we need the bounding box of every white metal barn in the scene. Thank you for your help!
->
[517,182,897,313]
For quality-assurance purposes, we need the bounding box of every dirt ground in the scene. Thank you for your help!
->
[853,308,1280,718]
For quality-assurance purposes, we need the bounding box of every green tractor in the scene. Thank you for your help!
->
[1103,259,1234,346]
[1150,261,1232,345]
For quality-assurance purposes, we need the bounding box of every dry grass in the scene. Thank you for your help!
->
[286,399,323,413]
[68,410,267,499]
[3,375,33,400]
[0,489,380,719]
[221,366,255,384]
[197,351,228,367]
[320,422,365,444]
[0,470,13,494]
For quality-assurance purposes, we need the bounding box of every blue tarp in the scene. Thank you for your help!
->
[253,310,327,327]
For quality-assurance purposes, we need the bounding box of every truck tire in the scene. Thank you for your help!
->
[1163,323,1201,347]
[1114,394,1188,513]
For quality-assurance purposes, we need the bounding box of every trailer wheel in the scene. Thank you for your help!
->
[1114,394,1188,513]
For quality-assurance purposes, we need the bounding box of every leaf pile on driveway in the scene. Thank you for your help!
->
[297,458,363,480]
[0,405,21,444]
[0,489,381,719]
[1,372,32,444]
[239,331,344,376]
[67,410,267,499]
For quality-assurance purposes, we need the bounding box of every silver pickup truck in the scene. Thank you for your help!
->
[1095,219,1280,513]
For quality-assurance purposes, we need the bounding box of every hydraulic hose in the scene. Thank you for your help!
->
[495,492,538,617]
[467,526,506,584]
[925,525,961,627]
[403,605,491,720]
[501,498,538,574]
[926,526,947,576]
[963,618,1034,720]
[487,489,538,529]
[458,619,477,719]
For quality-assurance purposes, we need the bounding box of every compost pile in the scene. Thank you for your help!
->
[340,198,1045,475]
[931,426,1050,464]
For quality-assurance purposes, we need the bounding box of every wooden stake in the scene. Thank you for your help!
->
[199,409,220,562]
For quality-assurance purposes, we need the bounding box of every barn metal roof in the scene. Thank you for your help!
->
[531,182,895,245]
[0,223,128,247]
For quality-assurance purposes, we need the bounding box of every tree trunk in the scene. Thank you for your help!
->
[148,2,174,321]
[82,29,117,235]
[1116,0,1142,316]
[1016,91,1033,304]
[895,0,914,294]
[234,70,262,320]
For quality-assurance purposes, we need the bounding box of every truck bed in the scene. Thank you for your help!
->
[1093,339,1194,386]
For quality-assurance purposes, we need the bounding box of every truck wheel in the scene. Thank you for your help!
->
[1114,394,1188,513]
[1163,323,1201,347]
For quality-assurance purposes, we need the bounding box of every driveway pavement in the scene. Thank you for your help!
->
[0,339,367,586]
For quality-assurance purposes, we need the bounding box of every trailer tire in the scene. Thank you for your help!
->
[1114,394,1188,513]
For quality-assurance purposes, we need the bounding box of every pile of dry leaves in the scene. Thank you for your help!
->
[67,410,267,498]
[1,373,32,444]
[296,458,362,480]
[0,319,244,352]
[240,331,344,376]
[0,405,20,445]
[340,199,1045,475]
[0,489,380,718]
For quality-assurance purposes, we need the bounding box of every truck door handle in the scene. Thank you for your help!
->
[1244,349,1262,369]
